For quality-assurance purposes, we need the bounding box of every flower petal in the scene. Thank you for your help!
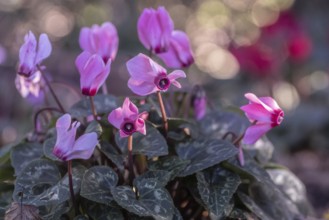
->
[65,132,98,160]
[128,78,158,96]
[90,59,111,94]
[259,97,281,111]
[135,118,146,135]
[108,107,124,129]
[244,93,274,113]
[19,31,37,75]
[35,33,52,64]
[240,103,272,123]
[79,27,92,52]
[243,123,272,145]
[168,70,186,88]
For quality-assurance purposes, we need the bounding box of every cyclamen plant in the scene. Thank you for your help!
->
[2,6,313,220]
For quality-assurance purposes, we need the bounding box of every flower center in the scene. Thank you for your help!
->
[271,109,284,127]
[154,73,170,90]
[121,121,136,135]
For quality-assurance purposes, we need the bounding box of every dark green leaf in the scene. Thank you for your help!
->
[111,179,174,219]
[196,167,240,218]
[148,156,190,181]
[42,201,70,220]
[244,136,274,164]
[133,170,171,188]
[237,192,273,220]
[43,138,61,161]
[115,123,168,157]
[98,141,125,171]
[13,159,61,204]
[229,208,258,219]
[85,121,103,138]
[11,142,44,175]
[80,166,118,205]
[176,139,238,176]
[69,94,118,118]
[199,111,249,139]
[82,199,124,220]
[267,169,313,216]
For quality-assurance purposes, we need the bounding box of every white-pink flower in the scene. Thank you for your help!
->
[240,93,284,144]
[53,114,98,161]
[126,53,186,96]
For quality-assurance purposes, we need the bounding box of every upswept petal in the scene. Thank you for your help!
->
[56,114,71,132]
[108,107,124,129]
[157,6,174,38]
[137,8,153,50]
[168,70,186,88]
[90,59,111,93]
[100,22,119,60]
[243,123,272,145]
[79,27,92,52]
[146,11,162,51]
[35,33,51,64]
[128,78,158,96]
[75,51,92,74]
[259,97,281,111]
[126,53,162,80]
[244,93,273,113]
[19,31,37,74]
[66,132,98,160]
[122,98,139,120]
[135,118,146,135]
[240,103,272,123]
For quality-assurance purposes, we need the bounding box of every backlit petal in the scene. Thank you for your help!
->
[243,123,272,145]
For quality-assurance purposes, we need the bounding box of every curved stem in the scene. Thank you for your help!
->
[127,135,134,185]
[89,96,98,120]
[37,66,65,113]
[68,160,78,216]
[33,107,62,134]
[157,91,168,135]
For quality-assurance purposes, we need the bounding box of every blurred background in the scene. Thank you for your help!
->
[0,0,329,217]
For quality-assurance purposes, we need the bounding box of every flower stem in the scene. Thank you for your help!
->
[68,160,78,216]
[127,135,134,185]
[157,91,168,134]
[37,66,65,113]
[89,96,98,120]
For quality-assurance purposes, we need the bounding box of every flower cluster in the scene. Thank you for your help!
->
[138,6,194,68]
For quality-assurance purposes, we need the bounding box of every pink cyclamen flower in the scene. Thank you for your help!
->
[240,93,284,144]
[53,114,98,161]
[79,22,119,62]
[126,53,186,96]
[157,31,194,68]
[108,97,148,138]
[15,70,45,105]
[138,6,174,53]
[18,31,51,77]
[75,51,111,96]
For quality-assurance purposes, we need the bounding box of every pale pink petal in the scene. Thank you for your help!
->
[100,22,119,60]
[168,70,186,88]
[135,118,146,135]
[140,10,162,51]
[244,93,273,113]
[126,54,163,80]
[122,98,138,119]
[137,8,154,50]
[108,107,124,129]
[139,111,149,120]
[90,59,111,93]
[18,31,37,75]
[35,33,51,64]
[56,114,71,131]
[243,123,272,145]
[128,78,158,96]
[259,97,281,111]
[79,27,92,51]
[66,132,98,160]
[75,51,92,74]
[240,103,272,123]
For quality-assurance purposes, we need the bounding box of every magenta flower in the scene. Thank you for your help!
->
[126,53,186,96]
[108,98,148,138]
[75,51,111,96]
[15,70,45,104]
[240,93,284,144]
[157,31,194,68]
[79,22,119,62]
[138,6,174,53]
[53,114,98,161]
[18,31,51,77]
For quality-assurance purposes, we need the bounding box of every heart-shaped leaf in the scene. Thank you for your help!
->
[11,142,44,175]
[80,166,118,205]
[85,120,103,138]
[196,167,240,218]
[176,139,238,176]
[43,138,61,161]
[82,199,124,220]
[115,123,168,158]
[133,170,171,188]
[111,179,174,219]
[98,141,125,171]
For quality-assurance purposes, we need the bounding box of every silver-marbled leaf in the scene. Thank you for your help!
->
[133,170,171,188]
[98,141,125,171]
[80,166,118,204]
[82,199,124,220]
[43,138,61,162]
[85,120,103,138]
[11,142,44,175]
[176,139,238,176]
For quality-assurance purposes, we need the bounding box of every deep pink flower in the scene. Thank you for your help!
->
[137,6,174,53]
[75,51,111,96]
[15,71,45,104]
[157,31,194,68]
[53,114,98,161]
[240,93,284,144]
[79,22,119,62]
[126,53,186,96]
[108,97,148,138]
[18,31,51,77]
